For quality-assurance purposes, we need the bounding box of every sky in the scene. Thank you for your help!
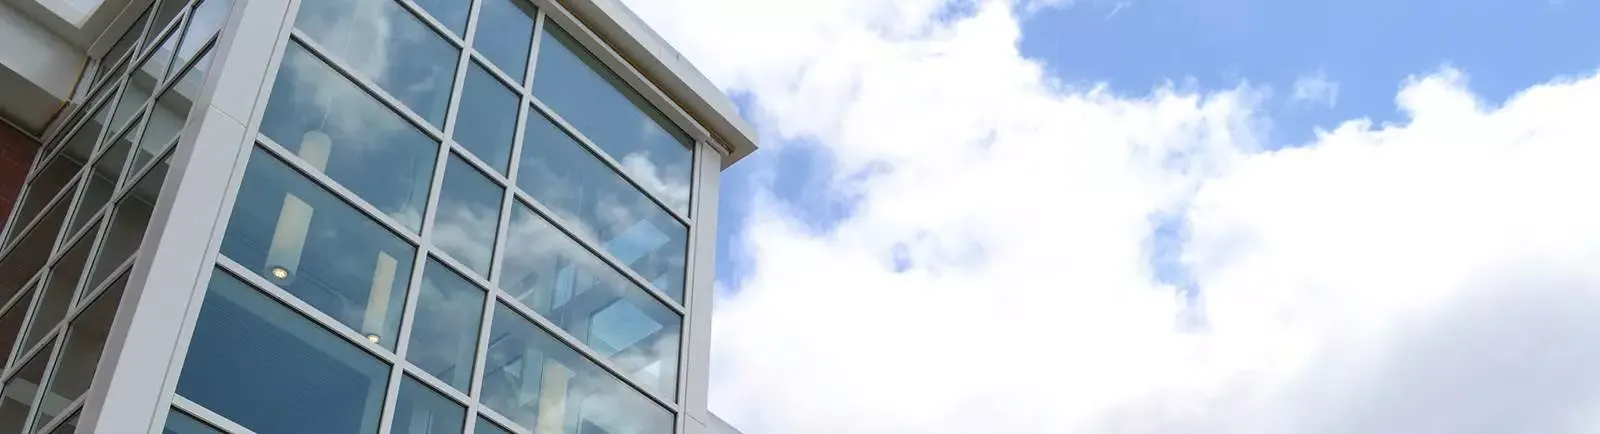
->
[618,0,1600,433]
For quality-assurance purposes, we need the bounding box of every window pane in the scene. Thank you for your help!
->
[0,287,37,366]
[221,147,414,349]
[471,0,534,81]
[259,42,437,231]
[135,47,213,178]
[0,191,70,303]
[480,303,672,434]
[45,411,76,434]
[20,232,95,355]
[294,0,457,125]
[0,340,55,433]
[33,280,126,429]
[434,156,502,276]
[86,158,168,295]
[137,23,182,89]
[502,203,680,397]
[475,418,511,434]
[452,63,518,173]
[406,259,484,391]
[160,409,224,434]
[390,375,466,434]
[531,26,693,213]
[172,0,231,74]
[177,270,389,434]
[105,10,150,68]
[518,110,688,301]
[412,0,469,35]
[12,146,87,246]
[68,133,134,234]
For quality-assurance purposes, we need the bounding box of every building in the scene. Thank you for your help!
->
[0,0,757,431]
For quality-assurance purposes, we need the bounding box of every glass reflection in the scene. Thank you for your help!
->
[0,286,36,366]
[0,189,69,303]
[433,155,502,276]
[406,258,485,391]
[518,109,688,301]
[259,42,436,231]
[69,129,134,234]
[220,147,414,349]
[34,281,127,429]
[161,409,224,434]
[171,0,231,76]
[471,0,534,81]
[481,303,672,434]
[86,157,168,296]
[46,411,77,434]
[452,63,518,173]
[531,25,693,213]
[502,202,680,397]
[135,47,213,178]
[390,376,466,434]
[0,341,56,433]
[177,270,389,434]
[412,0,470,36]
[20,233,95,354]
[295,0,458,125]
[476,418,512,434]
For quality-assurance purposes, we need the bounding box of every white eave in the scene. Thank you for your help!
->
[557,0,759,168]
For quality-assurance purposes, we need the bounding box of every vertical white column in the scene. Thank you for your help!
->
[72,0,300,431]
[679,142,723,433]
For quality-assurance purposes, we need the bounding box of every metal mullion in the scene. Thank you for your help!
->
[672,142,708,416]
[0,270,45,373]
[110,143,176,207]
[400,359,472,405]
[509,189,686,314]
[33,396,83,434]
[488,60,535,285]
[74,248,138,312]
[254,137,424,245]
[3,314,56,382]
[475,405,532,434]
[0,169,90,263]
[491,288,682,413]
[445,142,512,187]
[215,257,402,364]
[288,31,448,142]
[28,90,119,184]
[16,334,65,434]
[171,395,257,434]
[465,51,529,96]
[0,270,43,319]
[522,12,544,89]
[526,97,691,225]
[388,0,468,49]
[427,249,495,299]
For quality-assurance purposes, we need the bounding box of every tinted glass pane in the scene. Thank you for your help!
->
[452,63,518,173]
[135,48,213,177]
[434,156,502,276]
[45,411,76,434]
[221,148,414,349]
[518,110,687,301]
[14,142,89,246]
[0,288,37,366]
[413,0,469,35]
[295,0,457,125]
[480,303,672,434]
[531,26,693,213]
[0,191,70,303]
[86,159,168,295]
[176,270,389,434]
[471,0,534,81]
[20,233,94,354]
[260,42,437,231]
[161,409,224,434]
[0,341,55,433]
[476,418,512,434]
[68,133,134,234]
[105,10,150,68]
[406,259,484,391]
[172,0,231,75]
[502,203,680,397]
[34,282,126,429]
[136,24,182,89]
[390,376,465,434]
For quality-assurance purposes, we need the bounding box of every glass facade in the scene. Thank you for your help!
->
[0,0,224,431]
[0,0,739,431]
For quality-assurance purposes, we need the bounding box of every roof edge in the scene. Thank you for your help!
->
[557,0,758,169]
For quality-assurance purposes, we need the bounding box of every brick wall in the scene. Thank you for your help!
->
[0,122,41,224]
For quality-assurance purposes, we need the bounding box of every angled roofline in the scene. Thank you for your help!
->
[557,0,759,169]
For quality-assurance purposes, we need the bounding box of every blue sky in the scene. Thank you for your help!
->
[623,0,1600,432]
[712,0,1600,292]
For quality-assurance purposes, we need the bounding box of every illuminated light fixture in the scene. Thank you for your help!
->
[261,131,333,285]
[366,334,381,344]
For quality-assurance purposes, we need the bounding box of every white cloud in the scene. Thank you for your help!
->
[624,0,1600,433]
[1290,70,1340,108]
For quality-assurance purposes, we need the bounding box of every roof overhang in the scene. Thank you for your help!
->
[556,0,759,169]
[0,0,151,134]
